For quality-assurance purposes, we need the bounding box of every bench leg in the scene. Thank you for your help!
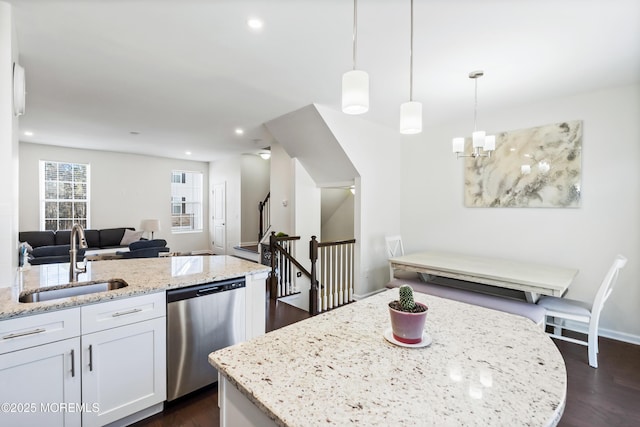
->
[524,291,539,303]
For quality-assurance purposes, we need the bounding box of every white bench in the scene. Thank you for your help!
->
[386,278,545,327]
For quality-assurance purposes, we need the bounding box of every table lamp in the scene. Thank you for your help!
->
[141,219,160,239]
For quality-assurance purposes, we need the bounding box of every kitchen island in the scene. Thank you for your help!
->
[209,289,566,427]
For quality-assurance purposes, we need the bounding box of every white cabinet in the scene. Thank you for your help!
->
[245,271,268,340]
[80,292,166,427]
[0,292,166,427]
[0,309,81,427]
[82,293,167,427]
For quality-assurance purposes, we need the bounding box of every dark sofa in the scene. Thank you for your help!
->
[118,239,169,258]
[19,227,136,265]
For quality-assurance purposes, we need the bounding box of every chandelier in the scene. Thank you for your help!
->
[452,70,495,158]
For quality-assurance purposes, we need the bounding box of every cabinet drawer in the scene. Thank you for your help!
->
[0,308,81,355]
[81,292,166,334]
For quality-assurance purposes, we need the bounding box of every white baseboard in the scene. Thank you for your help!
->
[599,327,640,345]
[352,288,388,301]
[546,319,640,346]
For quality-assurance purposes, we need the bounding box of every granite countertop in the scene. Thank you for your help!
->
[0,255,270,320]
[209,289,566,427]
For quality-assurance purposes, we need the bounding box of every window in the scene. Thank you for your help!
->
[40,161,90,231]
[171,170,202,232]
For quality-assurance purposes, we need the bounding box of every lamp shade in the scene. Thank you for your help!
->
[452,137,465,153]
[342,70,369,114]
[472,131,486,148]
[141,219,160,233]
[399,101,422,134]
[484,135,496,151]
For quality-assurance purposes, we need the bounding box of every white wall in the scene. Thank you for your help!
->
[240,154,270,244]
[315,105,402,297]
[400,84,640,343]
[0,2,19,288]
[322,191,354,241]
[209,156,241,254]
[287,159,321,311]
[19,143,210,253]
[269,141,293,236]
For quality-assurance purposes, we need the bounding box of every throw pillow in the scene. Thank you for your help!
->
[120,229,144,245]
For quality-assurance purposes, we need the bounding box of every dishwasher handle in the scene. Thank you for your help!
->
[196,285,226,297]
[167,277,246,303]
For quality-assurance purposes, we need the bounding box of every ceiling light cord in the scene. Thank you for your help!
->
[409,0,414,101]
[352,0,358,70]
[474,77,478,132]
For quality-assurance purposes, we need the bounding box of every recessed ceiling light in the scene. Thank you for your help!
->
[247,18,263,30]
[24,131,33,136]
[235,128,244,135]
[185,151,192,156]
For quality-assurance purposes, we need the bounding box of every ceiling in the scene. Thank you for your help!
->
[10,0,640,162]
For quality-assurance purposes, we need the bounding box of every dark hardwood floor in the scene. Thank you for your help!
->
[134,300,640,427]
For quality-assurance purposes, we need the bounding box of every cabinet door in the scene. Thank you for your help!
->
[0,338,81,427]
[81,317,166,427]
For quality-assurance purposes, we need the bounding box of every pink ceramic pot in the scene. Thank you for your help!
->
[388,302,428,344]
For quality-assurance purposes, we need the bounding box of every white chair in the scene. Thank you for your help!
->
[537,254,627,368]
[385,235,419,281]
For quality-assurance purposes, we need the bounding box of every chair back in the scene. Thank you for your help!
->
[385,235,405,258]
[591,254,627,317]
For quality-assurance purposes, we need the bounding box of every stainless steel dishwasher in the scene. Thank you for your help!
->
[166,277,246,401]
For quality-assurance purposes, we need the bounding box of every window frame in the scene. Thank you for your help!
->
[39,160,91,231]
[170,169,203,234]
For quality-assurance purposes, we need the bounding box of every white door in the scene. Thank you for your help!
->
[212,181,226,254]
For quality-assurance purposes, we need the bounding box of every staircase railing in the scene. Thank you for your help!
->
[268,232,356,316]
[310,236,356,315]
[258,192,271,241]
[268,232,308,300]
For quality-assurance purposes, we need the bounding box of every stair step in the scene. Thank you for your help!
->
[234,244,259,254]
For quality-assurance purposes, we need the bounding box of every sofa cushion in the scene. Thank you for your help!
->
[31,244,86,258]
[386,278,545,325]
[122,247,169,258]
[120,229,144,245]
[99,228,133,248]
[55,230,71,245]
[19,231,55,248]
[129,239,167,251]
[84,229,100,249]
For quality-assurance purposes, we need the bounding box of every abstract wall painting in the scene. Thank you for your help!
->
[464,120,582,208]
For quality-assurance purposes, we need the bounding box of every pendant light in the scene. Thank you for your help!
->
[400,0,422,134]
[342,0,369,115]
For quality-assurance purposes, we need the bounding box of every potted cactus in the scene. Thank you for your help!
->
[388,284,428,344]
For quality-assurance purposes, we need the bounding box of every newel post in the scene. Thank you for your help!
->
[309,236,319,315]
[268,232,277,299]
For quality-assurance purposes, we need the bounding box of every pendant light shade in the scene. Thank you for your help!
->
[400,101,422,134]
[342,69,369,114]
[342,0,369,115]
[399,0,421,134]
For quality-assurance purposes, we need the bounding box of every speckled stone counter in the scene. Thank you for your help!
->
[209,289,566,427]
[0,255,269,320]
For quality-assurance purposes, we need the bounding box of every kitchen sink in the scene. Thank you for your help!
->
[19,279,129,303]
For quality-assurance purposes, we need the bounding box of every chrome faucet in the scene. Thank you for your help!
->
[69,223,88,282]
